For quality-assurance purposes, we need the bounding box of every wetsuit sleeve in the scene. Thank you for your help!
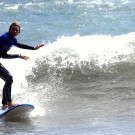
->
[16,43,35,50]
[1,52,19,59]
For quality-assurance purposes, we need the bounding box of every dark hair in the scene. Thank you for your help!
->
[9,22,20,33]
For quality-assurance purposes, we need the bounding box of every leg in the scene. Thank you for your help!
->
[0,63,13,107]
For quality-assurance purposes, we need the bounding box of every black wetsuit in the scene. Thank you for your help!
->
[0,32,34,105]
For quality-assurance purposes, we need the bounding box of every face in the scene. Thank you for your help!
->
[9,25,20,37]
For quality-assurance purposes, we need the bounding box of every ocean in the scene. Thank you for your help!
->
[0,0,135,134]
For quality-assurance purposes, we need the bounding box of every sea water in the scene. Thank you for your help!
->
[0,0,135,135]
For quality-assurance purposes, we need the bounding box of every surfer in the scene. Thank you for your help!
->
[0,22,44,110]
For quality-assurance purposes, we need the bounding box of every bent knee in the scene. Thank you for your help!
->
[6,75,13,83]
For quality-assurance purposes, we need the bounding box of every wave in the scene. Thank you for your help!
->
[0,33,134,105]
[23,33,135,83]
[0,0,132,13]
[0,33,135,87]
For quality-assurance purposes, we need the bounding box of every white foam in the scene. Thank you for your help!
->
[30,105,46,117]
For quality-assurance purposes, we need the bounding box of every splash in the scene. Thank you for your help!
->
[30,105,46,117]
[36,33,135,69]
[21,33,135,85]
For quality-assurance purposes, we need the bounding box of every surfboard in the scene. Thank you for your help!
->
[0,104,34,121]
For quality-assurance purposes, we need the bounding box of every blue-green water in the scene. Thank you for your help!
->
[0,0,135,134]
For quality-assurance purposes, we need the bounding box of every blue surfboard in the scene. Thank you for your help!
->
[0,104,34,121]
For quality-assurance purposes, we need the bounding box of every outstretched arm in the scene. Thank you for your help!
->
[16,43,45,50]
[17,44,44,60]
[1,53,29,60]
[2,43,45,60]
[16,43,35,50]
[1,53,20,59]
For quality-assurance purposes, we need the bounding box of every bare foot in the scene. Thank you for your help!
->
[7,102,19,109]
[2,105,8,110]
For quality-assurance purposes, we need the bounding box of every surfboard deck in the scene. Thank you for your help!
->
[0,104,34,121]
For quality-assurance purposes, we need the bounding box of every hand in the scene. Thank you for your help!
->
[19,55,29,60]
[34,44,45,50]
